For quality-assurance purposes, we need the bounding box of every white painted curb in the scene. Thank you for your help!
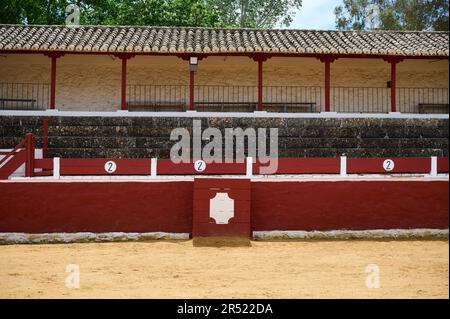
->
[1,229,448,244]
[0,232,190,244]
[252,229,449,240]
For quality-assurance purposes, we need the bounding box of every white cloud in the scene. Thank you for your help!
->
[286,0,342,30]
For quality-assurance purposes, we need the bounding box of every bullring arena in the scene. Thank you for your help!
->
[0,24,449,299]
[1,240,448,298]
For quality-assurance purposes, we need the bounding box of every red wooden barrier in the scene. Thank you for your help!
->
[60,158,151,175]
[251,179,449,231]
[42,118,48,158]
[0,178,447,233]
[255,157,340,174]
[157,159,246,175]
[0,151,26,180]
[347,157,431,174]
[193,178,251,237]
[33,158,54,176]
[438,157,449,173]
[34,159,53,170]
[0,180,193,233]
[2,140,448,179]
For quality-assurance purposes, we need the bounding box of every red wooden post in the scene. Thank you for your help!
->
[50,55,57,109]
[384,57,403,113]
[324,60,331,112]
[258,59,263,111]
[121,57,127,110]
[42,118,48,158]
[390,61,397,112]
[383,57,403,112]
[251,55,268,111]
[25,133,35,177]
[189,70,195,110]
[318,56,336,112]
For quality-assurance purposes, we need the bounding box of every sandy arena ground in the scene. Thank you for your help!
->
[0,240,448,298]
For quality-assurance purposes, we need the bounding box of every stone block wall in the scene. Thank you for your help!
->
[0,116,448,158]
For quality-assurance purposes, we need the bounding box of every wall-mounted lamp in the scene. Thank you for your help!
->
[189,56,198,72]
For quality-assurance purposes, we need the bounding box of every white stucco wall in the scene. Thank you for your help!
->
[0,53,448,112]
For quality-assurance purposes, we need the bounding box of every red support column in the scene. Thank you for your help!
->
[189,70,195,110]
[45,52,64,110]
[116,54,134,110]
[324,60,331,112]
[384,57,403,113]
[318,56,336,112]
[258,59,263,111]
[25,133,35,178]
[42,118,48,158]
[252,55,269,111]
[390,61,397,112]
[121,57,127,110]
[50,55,57,110]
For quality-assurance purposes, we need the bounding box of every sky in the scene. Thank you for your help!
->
[287,0,342,30]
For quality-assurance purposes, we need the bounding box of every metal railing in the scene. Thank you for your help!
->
[397,87,449,114]
[126,85,188,111]
[126,84,448,114]
[263,86,323,113]
[0,83,50,110]
[331,87,390,113]
[127,84,323,113]
[1,83,447,114]
[195,85,258,112]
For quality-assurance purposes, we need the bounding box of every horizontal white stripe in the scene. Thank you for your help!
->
[0,110,448,119]
[5,174,449,182]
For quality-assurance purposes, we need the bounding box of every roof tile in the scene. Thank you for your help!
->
[0,24,448,57]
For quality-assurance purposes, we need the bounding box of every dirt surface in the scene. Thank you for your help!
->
[0,240,448,298]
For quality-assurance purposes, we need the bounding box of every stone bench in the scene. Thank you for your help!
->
[127,101,186,112]
[0,98,37,109]
[263,102,317,113]
[195,102,317,113]
[195,102,257,112]
[418,103,449,114]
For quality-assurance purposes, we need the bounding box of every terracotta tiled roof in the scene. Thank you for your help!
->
[0,24,448,57]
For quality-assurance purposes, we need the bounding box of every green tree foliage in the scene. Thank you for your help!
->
[0,0,72,24]
[334,0,449,31]
[0,0,221,26]
[212,0,302,28]
[80,0,221,27]
[0,0,302,28]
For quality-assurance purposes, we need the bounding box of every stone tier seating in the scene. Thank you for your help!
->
[0,116,448,159]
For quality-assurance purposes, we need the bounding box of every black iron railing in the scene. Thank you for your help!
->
[127,85,324,112]
[125,84,448,114]
[126,85,188,111]
[331,87,390,113]
[1,83,446,114]
[0,83,50,110]
[195,85,258,112]
[397,87,449,114]
[264,86,323,113]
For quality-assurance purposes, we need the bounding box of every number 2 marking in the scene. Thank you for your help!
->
[383,159,394,172]
[104,161,117,174]
[194,160,206,172]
